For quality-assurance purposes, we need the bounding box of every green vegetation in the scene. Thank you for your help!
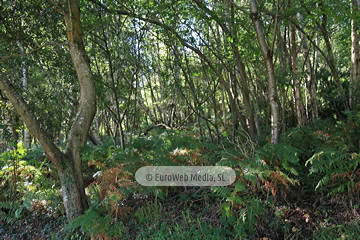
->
[1,124,360,239]
[1,0,360,239]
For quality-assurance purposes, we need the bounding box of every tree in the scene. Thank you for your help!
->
[351,0,360,108]
[0,0,96,221]
[249,0,280,143]
[290,21,306,125]
[297,10,319,120]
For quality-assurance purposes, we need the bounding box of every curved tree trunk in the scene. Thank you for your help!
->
[1,0,96,222]
[61,0,97,221]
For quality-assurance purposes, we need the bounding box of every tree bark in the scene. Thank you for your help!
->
[297,10,319,120]
[351,0,360,109]
[0,0,96,222]
[291,6,348,111]
[290,22,306,125]
[61,0,96,221]
[317,11,349,110]
[0,74,65,167]
[17,41,32,149]
[249,0,280,143]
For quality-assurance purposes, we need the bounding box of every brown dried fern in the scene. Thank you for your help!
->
[90,166,135,218]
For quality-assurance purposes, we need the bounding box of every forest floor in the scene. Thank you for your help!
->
[1,124,360,239]
[1,186,359,239]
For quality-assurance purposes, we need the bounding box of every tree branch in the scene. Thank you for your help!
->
[0,72,63,168]
[0,42,68,59]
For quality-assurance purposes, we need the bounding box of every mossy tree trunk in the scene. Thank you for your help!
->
[0,0,96,222]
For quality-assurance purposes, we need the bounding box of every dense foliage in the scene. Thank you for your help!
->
[1,0,360,239]
[1,123,360,239]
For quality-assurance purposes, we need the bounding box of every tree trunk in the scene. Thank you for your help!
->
[312,34,320,119]
[193,0,257,136]
[292,8,348,111]
[351,0,360,109]
[235,59,257,136]
[1,0,96,222]
[297,10,319,120]
[61,0,97,220]
[18,41,32,149]
[249,0,280,144]
[318,12,349,110]
[290,22,306,125]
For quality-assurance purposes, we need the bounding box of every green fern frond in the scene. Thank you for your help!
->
[306,149,352,174]
[315,175,331,190]
[211,186,232,198]
[275,143,302,164]
[68,204,125,238]
[277,170,300,186]
[216,157,242,167]
[307,149,360,194]
[0,201,24,223]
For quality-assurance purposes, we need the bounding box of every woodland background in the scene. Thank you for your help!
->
[1,0,360,239]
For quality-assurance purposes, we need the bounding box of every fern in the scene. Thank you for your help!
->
[275,143,301,175]
[306,149,360,195]
[211,186,232,198]
[215,139,303,203]
[256,143,301,176]
[68,205,126,238]
[82,138,114,163]
[0,201,25,223]
[306,150,352,173]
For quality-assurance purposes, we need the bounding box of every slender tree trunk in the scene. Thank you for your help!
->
[290,22,306,125]
[276,25,289,131]
[235,60,257,136]
[290,17,322,120]
[318,13,349,110]
[297,9,319,121]
[351,0,360,109]
[230,72,248,136]
[312,34,320,119]
[221,85,227,126]
[193,0,256,136]
[18,41,31,148]
[291,7,347,112]
[249,0,280,144]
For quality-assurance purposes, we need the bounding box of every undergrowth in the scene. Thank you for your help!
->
[1,119,360,239]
